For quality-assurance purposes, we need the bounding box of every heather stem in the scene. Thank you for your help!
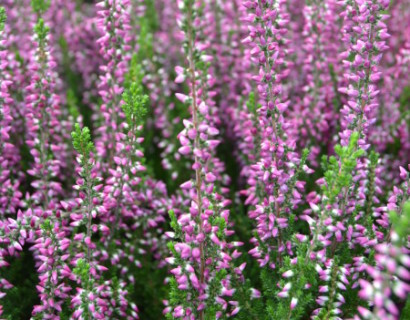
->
[186,4,205,318]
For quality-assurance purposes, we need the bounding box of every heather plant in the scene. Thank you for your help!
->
[0,0,408,319]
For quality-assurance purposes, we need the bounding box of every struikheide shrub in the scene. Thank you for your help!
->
[0,0,409,319]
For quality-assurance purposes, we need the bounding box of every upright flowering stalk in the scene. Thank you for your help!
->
[25,0,64,213]
[31,218,72,317]
[101,59,150,245]
[0,7,20,308]
[0,7,21,215]
[165,1,245,318]
[121,57,172,273]
[96,0,142,259]
[338,0,390,148]
[312,259,349,319]
[95,3,142,314]
[241,2,316,317]
[101,61,155,319]
[295,0,341,158]
[95,0,132,169]
[70,123,110,319]
[23,1,72,317]
[242,0,309,270]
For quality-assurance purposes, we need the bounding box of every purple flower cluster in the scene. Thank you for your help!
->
[338,0,390,149]
[242,0,308,271]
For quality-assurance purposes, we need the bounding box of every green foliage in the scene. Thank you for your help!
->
[368,149,379,165]
[389,201,410,243]
[137,17,154,62]
[285,148,310,213]
[168,210,182,237]
[166,277,188,320]
[167,205,237,318]
[0,7,6,32]
[204,269,227,319]
[66,89,80,119]
[215,216,227,239]
[132,253,169,319]
[31,0,50,15]
[0,250,39,319]
[399,86,410,116]
[40,218,52,232]
[231,278,265,320]
[124,55,144,88]
[73,258,90,284]
[71,123,94,157]
[33,18,49,41]
[401,296,410,320]
[315,261,340,320]
[265,247,317,320]
[122,56,148,127]
[72,259,93,319]
[246,92,259,115]
[122,84,148,127]
[323,132,364,204]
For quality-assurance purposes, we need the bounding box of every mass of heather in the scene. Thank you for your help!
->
[0,0,409,319]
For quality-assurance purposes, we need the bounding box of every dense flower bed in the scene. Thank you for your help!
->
[0,0,409,319]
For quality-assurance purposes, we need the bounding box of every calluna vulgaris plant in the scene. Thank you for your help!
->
[0,0,408,319]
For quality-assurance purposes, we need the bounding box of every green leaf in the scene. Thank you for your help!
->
[31,0,50,14]
[0,7,6,32]
[390,201,410,242]
[122,59,149,127]
[71,123,94,157]
[33,18,49,41]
